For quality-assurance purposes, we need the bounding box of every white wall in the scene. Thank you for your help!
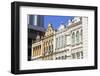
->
[0,0,99,76]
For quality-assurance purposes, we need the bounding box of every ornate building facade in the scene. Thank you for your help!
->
[42,23,55,60]
[31,16,88,60]
[54,23,71,60]
[54,17,85,60]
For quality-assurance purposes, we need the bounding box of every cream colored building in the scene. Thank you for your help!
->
[31,36,43,60]
[42,23,55,60]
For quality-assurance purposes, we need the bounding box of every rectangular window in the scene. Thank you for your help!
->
[76,52,80,59]
[62,36,63,48]
[65,35,67,45]
[72,53,75,59]
[56,38,58,49]
[34,15,38,26]
[58,37,60,48]
[81,51,83,59]
[59,36,62,48]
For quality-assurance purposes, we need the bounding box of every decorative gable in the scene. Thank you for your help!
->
[45,23,54,37]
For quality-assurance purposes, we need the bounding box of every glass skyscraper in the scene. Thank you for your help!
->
[28,15,45,61]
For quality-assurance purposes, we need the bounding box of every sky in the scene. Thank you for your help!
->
[44,15,74,30]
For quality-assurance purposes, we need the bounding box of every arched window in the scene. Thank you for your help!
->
[46,46,48,54]
[59,36,61,48]
[80,29,83,42]
[49,40,51,45]
[49,45,51,52]
[76,31,79,43]
[46,41,48,46]
[56,38,58,49]
[52,44,53,51]
[76,52,80,59]
[72,53,75,59]
[58,37,60,48]
[65,35,67,46]
[72,32,75,44]
[65,55,67,59]
[62,36,63,47]
[81,51,83,59]
[44,47,45,53]
[51,40,53,51]
[48,40,50,53]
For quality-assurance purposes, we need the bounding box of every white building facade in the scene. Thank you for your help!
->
[54,17,88,60]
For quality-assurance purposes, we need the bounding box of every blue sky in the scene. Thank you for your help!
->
[44,15,74,30]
